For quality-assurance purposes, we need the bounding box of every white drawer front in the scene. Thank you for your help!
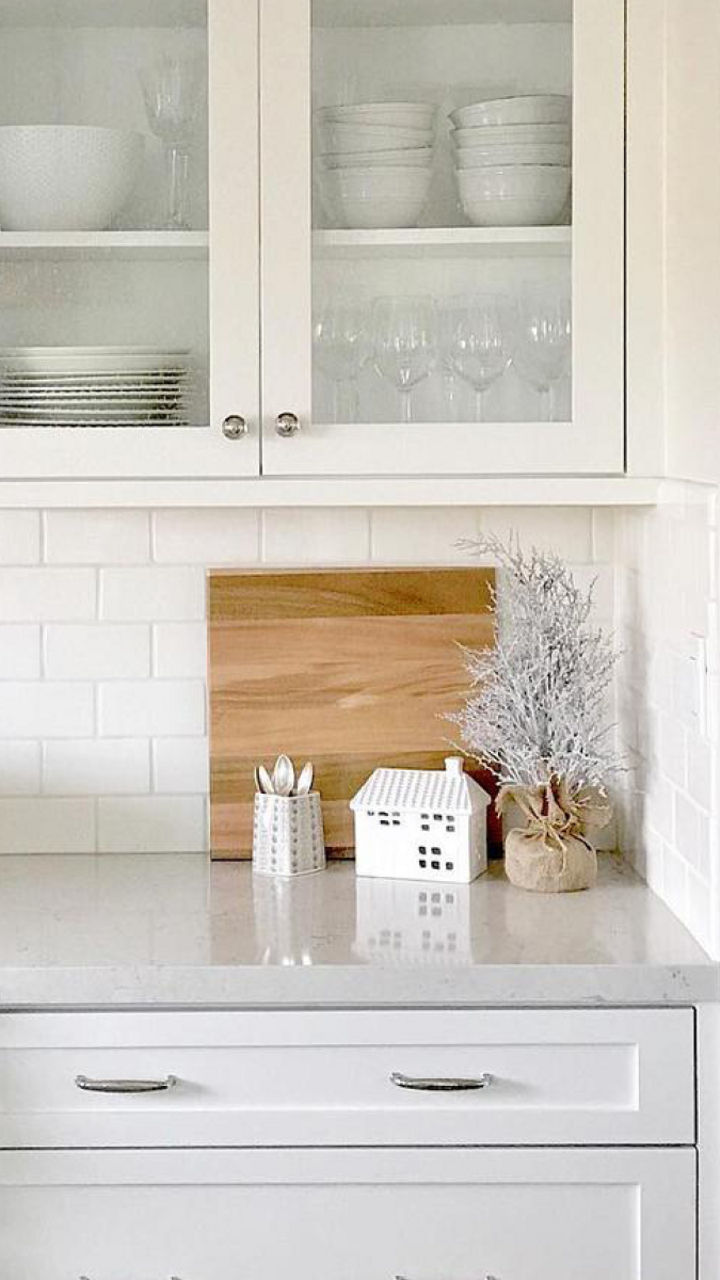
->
[0,1148,695,1280]
[0,1008,694,1148]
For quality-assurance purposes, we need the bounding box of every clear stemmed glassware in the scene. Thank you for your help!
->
[510,292,572,422]
[371,295,438,425]
[139,53,204,231]
[441,294,512,422]
[312,304,369,423]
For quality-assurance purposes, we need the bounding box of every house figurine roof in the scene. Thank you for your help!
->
[350,757,490,816]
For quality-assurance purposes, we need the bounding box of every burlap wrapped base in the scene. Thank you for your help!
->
[498,781,610,895]
[504,826,597,893]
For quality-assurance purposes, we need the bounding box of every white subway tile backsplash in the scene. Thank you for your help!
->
[44,511,150,565]
[99,680,205,737]
[44,740,150,796]
[153,738,209,794]
[45,624,151,680]
[0,626,41,680]
[0,512,40,565]
[97,795,206,853]
[0,798,95,853]
[370,508,479,563]
[0,742,41,795]
[153,622,207,678]
[0,683,93,739]
[153,509,260,564]
[262,508,370,564]
[481,507,594,560]
[0,569,96,622]
[100,567,205,621]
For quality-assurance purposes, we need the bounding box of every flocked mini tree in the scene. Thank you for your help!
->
[453,533,624,893]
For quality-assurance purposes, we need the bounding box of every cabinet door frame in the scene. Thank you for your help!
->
[0,1146,696,1279]
[0,0,260,480]
[260,0,625,478]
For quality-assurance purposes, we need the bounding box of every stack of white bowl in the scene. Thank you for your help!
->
[448,95,572,227]
[315,102,436,229]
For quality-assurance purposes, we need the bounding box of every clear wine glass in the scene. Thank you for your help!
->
[511,292,572,422]
[139,53,204,231]
[371,295,438,425]
[441,294,512,422]
[312,304,369,423]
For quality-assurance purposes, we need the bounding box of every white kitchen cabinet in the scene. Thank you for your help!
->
[0,1007,695,1148]
[0,0,625,484]
[0,1147,696,1280]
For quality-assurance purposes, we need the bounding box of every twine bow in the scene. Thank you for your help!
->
[497,780,612,860]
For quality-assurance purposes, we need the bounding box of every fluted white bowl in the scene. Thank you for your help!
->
[455,143,571,168]
[318,122,434,155]
[458,165,571,226]
[451,123,571,148]
[321,147,433,170]
[0,126,145,231]
[317,102,436,130]
[322,165,432,228]
[451,95,571,128]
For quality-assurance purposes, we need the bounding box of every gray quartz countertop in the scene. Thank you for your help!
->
[0,853,715,1008]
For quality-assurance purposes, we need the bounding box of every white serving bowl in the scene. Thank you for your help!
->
[0,125,145,231]
[455,142,571,168]
[317,102,436,130]
[451,123,571,148]
[450,95,572,128]
[322,165,432,228]
[457,165,571,226]
[321,147,434,169]
[317,122,434,155]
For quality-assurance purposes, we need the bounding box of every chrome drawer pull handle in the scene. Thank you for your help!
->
[75,1074,178,1094]
[390,1071,493,1092]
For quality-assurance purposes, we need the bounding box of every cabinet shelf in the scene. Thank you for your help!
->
[314,226,571,259]
[0,232,209,261]
[314,0,571,28]
[0,0,205,28]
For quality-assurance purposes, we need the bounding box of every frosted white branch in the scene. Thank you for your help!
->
[451,533,625,795]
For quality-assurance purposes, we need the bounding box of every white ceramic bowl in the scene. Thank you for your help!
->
[0,126,145,231]
[321,147,434,169]
[455,142,571,169]
[451,123,571,149]
[450,95,572,128]
[318,122,434,155]
[457,165,571,226]
[322,166,432,228]
[317,102,436,130]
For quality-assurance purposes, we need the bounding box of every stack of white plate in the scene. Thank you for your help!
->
[0,346,192,427]
[448,95,572,226]
[315,102,436,229]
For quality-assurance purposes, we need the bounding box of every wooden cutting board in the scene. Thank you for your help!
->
[208,566,495,859]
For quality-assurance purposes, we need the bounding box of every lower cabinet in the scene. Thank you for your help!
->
[0,1146,695,1280]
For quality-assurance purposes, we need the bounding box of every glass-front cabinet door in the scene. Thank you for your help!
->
[261,0,624,477]
[0,0,258,478]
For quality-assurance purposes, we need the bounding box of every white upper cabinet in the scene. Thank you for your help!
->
[0,0,624,482]
[261,0,625,477]
[0,0,259,478]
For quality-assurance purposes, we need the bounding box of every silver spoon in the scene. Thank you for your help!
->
[295,761,314,795]
[273,754,295,797]
[256,764,274,795]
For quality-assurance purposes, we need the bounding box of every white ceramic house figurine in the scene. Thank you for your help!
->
[351,757,490,884]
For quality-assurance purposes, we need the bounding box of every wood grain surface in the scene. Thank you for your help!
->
[209,567,495,860]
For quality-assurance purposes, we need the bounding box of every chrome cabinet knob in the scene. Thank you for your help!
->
[222,414,248,439]
[275,412,300,437]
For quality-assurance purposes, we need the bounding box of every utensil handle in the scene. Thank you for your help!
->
[390,1071,493,1092]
